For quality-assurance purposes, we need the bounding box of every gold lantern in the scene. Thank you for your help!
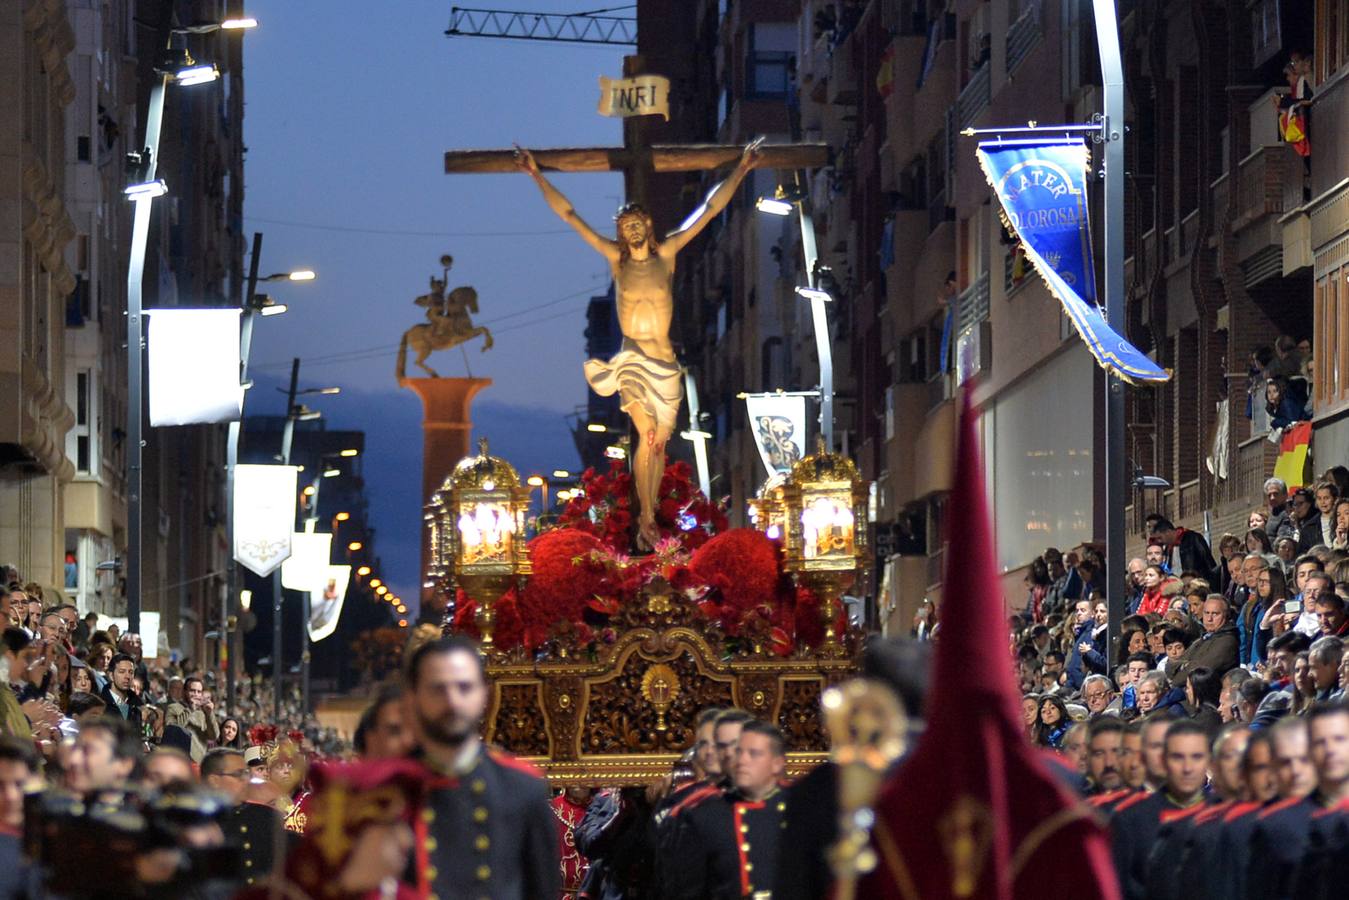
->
[444,438,532,649]
[782,440,869,656]
[750,473,789,541]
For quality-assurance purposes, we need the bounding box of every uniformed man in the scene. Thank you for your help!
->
[1083,716,1131,809]
[403,635,559,900]
[1110,719,1211,900]
[1241,714,1322,899]
[1291,701,1349,900]
[201,747,287,889]
[1142,724,1249,900]
[1247,702,1349,899]
[663,720,788,899]
[1174,726,1274,900]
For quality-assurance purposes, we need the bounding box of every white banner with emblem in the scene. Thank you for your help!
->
[597,74,671,120]
[233,465,298,577]
[744,393,808,478]
[308,564,351,643]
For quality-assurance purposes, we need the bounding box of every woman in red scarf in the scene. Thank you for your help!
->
[1135,565,1173,616]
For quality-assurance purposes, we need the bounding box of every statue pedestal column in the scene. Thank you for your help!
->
[399,377,491,611]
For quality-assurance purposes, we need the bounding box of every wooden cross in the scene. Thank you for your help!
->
[444,57,826,210]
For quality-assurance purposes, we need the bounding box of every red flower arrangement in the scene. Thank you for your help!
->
[689,528,781,635]
[519,529,611,630]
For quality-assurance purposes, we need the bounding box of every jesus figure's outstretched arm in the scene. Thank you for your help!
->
[514,146,620,263]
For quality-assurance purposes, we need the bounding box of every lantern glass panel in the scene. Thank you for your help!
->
[457,500,516,566]
[801,492,856,561]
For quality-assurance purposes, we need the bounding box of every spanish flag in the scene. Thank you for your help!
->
[876,42,896,99]
[1273,421,1313,490]
[857,384,1119,900]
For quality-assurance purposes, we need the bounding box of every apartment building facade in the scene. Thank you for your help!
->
[668,0,1323,633]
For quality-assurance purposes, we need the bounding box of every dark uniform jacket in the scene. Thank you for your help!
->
[1140,801,1209,900]
[1243,792,1324,900]
[1172,800,1243,900]
[576,787,657,899]
[411,746,560,900]
[222,800,288,890]
[662,785,786,900]
[1289,801,1349,900]
[1109,790,1208,900]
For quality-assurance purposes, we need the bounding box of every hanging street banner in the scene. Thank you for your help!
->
[282,531,334,593]
[975,138,1169,384]
[744,393,808,477]
[308,564,351,643]
[147,309,244,425]
[233,465,298,577]
[598,74,671,120]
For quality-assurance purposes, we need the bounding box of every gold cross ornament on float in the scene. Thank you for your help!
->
[781,439,870,657]
[442,438,532,649]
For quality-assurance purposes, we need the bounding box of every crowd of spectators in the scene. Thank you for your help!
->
[1001,468,1349,898]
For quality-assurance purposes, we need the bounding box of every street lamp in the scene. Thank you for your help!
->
[781,440,870,657]
[259,269,316,282]
[754,176,834,450]
[177,17,259,34]
[125,15,236,644]
[444,439,532,650]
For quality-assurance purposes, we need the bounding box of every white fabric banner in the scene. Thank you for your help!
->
[146,309,243,425]
[233,465,298,576]
[282,531,333,593]
[308,564,351,643]
[744,394,808,477]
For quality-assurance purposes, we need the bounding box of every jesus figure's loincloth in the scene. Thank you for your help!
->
[583,340,683,433]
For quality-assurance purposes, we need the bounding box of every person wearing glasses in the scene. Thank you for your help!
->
[202,747,288,890]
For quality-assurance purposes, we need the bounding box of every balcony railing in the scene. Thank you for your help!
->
[957,272,991,332]
[1005,0,1043,75]
[1177,479,1204,521]
[1235,144,1299,226]
[957,63,990,129]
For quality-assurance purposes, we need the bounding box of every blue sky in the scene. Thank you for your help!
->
[242,1,628,611]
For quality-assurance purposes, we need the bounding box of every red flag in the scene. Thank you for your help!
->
[857,384,1118,900]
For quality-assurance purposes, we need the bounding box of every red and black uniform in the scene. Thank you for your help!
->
[662,784,786,900]
[1290,798,1349,900]
[1109,790,1210,900]
[411,746,560,900]
[1243,792,1325,900]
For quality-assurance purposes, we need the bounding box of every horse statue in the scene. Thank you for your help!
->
[397,255,494,379]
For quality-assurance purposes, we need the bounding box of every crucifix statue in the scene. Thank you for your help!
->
[513,139,760,548]
[444,118,826,550]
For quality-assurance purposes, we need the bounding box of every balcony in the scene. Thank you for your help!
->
[1005,0,1043,76]
[1229,144,1303,283]
[957,63,991,129]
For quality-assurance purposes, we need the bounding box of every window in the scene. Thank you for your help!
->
[747,23,795,98]
[1251,0,1282,67]
[1315,266,1348,410]
[73,370,94,474]
[1319,0,1349,81]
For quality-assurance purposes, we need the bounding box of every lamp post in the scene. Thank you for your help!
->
[781,440,870,657]
[299,449,355,713]
[443,439,531,650]
[755,182,835,451]
[224,232,313,715]
[125,14,237,638]
[1091,0,1129,661]
[268,359,335,722]
[526,475,549,531]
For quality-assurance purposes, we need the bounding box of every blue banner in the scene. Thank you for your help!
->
[976,138,1169,384]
